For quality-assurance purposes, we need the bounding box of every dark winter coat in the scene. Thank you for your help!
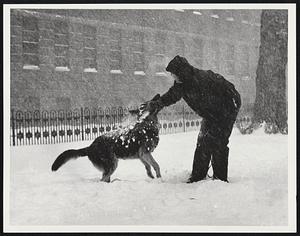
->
[160,56,241,123]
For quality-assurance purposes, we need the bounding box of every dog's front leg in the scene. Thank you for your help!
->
[142,153,161,178]
[101,174,111,183]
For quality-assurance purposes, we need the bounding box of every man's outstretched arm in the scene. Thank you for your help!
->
[140,82,185,112]
[159,82,185,108]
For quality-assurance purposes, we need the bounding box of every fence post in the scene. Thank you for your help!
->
[182,105,186,132]
[81,107,84,141]
[11,109,16,146]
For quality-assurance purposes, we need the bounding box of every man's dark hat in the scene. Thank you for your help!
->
[165,55,190,75]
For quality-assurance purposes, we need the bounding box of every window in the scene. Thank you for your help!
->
[174,36,185,56]
[54,20,69,70]
[253,11,261,27]
[241,45,250,76]
[241,11,250,24]
[211,40,220,71]
[132,31,144,72]
[22,16,39,68]
[56,97,71,111]
[225,43,235,75]
[193,38,204,68]
[225,10,235,22]
[155,32,165,55]
[24,96,40,111]
[225,11,235,35]
[211,10,220,18]
[155,60,166,74]
[155,32,166,74]
[109,29,122,72]
[83,25,97,72]
[211,10,220,30]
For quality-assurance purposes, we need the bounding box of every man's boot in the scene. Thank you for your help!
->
[187,146,211,183]
[211,147,229,182]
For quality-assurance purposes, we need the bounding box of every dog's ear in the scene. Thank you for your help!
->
[151,94,161,101]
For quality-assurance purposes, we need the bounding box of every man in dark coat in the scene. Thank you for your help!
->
[140,55,241,183]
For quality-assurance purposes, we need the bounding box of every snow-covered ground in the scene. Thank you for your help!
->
[6,127,294,231]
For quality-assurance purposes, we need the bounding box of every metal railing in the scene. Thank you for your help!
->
[10,105,211,146]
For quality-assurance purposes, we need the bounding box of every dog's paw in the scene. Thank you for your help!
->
[147,173,155,179]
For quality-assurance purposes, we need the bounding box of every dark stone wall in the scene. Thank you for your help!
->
[10,9,261,112]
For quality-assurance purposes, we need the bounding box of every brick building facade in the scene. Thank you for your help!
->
[10,9,261,113]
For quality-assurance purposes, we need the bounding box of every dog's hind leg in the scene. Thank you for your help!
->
[141,152,161,178]
[139,158,154,179]
[101,171,112,183]
[101,167,114,183]
[101,157,118,183]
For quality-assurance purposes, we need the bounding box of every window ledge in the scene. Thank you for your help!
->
[226,75,235,80]
[193,11,202,16]
[226,17,234,22]
[134,71,145,76]
[154,53,165,57]
[242,75,250,80]
[242,20,249,24]
[55,67,70,72]
[84,68,97,73]
[155,72,167,77]
[110,70,123,74]
[211,14,219,19]
[23,65,40,70]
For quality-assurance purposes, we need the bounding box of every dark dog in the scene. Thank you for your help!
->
[51,94,161,182]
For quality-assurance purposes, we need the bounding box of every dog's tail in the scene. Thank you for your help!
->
[51,147,88,171]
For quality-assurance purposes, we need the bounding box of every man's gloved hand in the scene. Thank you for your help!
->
[139,99,164,114]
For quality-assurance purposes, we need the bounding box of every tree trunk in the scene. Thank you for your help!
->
[253,10,288,133]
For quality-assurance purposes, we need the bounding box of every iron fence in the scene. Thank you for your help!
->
[11,105,217,146]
